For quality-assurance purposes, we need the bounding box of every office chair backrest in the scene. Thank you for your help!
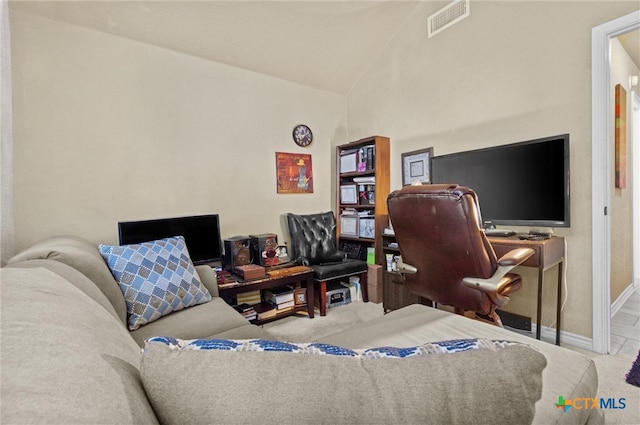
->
[387,184,498,313]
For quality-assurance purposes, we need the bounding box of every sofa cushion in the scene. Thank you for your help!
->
[129,297,254,347]
[99,236,212,331]
[8,235,128,324]
[317,304,600,425]
[140,336,546,425]
[0,267,158,425]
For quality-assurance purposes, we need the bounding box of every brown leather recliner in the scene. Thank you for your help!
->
[387,184,534,326]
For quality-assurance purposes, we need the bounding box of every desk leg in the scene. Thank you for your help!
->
[536,268,543,340]
[556,261,563,345]
[306,276,315,319]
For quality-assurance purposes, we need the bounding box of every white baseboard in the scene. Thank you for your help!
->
[529,323,594,352]
[611,282,638,317]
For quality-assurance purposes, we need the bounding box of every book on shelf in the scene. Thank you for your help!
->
[236,290,261,306]
[352,176,375,184]
[217,270,239,287]
[264,286,294,305]
[275,300,295,310]
[357,145,375,172]
[253,302,277,320]
[233,303,257,321]
[357,184,375,205]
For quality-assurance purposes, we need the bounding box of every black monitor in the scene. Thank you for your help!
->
[118,214,223,265]
[430,134,570,228]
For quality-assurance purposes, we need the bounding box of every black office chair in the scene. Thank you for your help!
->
[286,212,368,316]
[387,184,534,326]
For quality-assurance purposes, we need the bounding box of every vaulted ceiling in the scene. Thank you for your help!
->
[9,0,421,95]
[9,1,639,94]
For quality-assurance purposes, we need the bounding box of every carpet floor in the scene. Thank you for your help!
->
[264,301,640,424]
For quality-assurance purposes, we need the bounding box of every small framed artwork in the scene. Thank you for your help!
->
[294,288,307,306]
[359,217,375,239]
[275,152,313,194]
[340,215,358,237]
[401,147,434,186]
[340,150,358,173]
[340,184,358,204]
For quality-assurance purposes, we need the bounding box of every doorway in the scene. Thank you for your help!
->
[592,11,640,354]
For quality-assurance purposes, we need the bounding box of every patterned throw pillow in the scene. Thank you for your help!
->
[99,236,211,330]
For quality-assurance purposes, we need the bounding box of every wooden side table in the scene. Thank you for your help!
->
[218,266,315,324]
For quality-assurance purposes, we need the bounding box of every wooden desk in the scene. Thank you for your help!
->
[488,236,565,345]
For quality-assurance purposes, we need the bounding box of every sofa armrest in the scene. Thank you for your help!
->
[195,265,218,298]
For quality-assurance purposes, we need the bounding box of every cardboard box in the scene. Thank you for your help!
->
[367,264,383,304]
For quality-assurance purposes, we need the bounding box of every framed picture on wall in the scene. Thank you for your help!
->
[401,147,434,186]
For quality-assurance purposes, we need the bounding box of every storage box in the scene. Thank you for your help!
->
[367,264,383,304]
[234,264,266,280]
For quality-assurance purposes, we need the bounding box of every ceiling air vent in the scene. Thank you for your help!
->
[427,0,470,38]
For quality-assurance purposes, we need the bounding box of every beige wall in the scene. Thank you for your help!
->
[10,10,346,252]
[10,2,640,341]
[610,37,639,303]
[345,1,639,338]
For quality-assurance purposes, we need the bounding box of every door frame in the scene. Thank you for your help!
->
[592,10,640,354]
[633,92,640,290]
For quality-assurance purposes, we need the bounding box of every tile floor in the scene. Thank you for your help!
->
[611,288,640,356]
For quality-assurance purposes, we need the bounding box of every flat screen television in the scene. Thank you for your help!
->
[118,214,223,265]
[430,134,570,229]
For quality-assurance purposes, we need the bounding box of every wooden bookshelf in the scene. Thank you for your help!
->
[336,136,390,265]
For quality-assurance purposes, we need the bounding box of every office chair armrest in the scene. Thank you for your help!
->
[462,248,534,304]
[496,247,534,267]
[396,261,417,274]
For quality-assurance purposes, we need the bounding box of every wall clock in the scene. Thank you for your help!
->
[292,124,313,147]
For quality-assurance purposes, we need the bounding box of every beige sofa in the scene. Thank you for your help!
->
[1,236,601,425]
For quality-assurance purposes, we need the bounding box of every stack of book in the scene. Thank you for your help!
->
[253,302,277,321]
[236,290,261,306]
[264,286,295,312]
[216,270,239,288]
[233,303,257,321]
[354,176,375,205]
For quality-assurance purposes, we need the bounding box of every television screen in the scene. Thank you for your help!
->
[430,134,570,228]
[118,214,223,265]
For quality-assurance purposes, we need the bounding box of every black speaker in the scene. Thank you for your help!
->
[223,236,251,271]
